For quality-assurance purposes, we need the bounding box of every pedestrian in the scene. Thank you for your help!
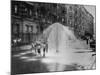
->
[45,43,48,53]
[43,48,45,57]
[36,43,42,56]
[43,43,46,57]
[89,38,96,52]
[31,42,36,53]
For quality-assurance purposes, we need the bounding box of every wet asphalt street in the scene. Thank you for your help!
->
[11,44,95,75]
[11,47,83,75]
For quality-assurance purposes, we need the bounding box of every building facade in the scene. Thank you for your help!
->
[11,1,95,45]
[11,1,38,45]
[65,5,94,38]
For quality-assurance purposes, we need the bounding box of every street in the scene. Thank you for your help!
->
[11,44,96,74]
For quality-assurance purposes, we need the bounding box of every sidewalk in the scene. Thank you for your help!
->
[11,44,32,52]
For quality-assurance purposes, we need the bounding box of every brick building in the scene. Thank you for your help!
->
[11,1,95,45]
[11,1,38,45]
[65,5,94,38]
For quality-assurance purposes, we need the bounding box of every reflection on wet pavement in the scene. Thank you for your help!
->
[11,23,96,74]
[12,48,96,75]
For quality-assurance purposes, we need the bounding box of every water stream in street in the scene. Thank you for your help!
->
[12,23,95,74]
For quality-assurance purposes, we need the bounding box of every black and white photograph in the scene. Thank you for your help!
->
[11,0,96,75]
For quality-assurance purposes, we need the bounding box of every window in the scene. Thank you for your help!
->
[31,26,33,32]
[15,5,17,13]
[26,25,33,33]
[26,25,29,32]
[30,9,32,16]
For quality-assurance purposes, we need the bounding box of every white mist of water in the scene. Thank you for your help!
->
[43,23,88,53]
[41,23,95,71]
